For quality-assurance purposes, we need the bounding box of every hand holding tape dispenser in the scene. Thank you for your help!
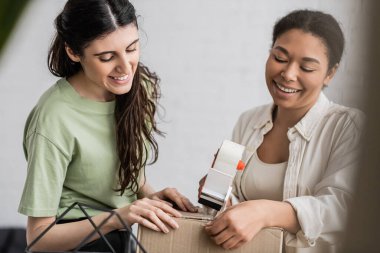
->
[198,140,246,214]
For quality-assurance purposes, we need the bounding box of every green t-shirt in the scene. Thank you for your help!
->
[18,78,137,219]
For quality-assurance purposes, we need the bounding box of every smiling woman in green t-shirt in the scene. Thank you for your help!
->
[18,0,196,252]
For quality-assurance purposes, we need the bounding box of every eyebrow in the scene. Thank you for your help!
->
[93,38,139,56]
[273,46,320,64]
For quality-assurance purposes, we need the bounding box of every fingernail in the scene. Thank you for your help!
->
[171,220,179,229]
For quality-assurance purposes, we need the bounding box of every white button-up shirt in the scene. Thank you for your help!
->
[231,93,365,253]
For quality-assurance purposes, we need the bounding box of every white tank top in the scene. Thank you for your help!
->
[240,152,288,201]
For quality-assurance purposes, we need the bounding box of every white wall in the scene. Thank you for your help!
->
[0,0,369,227]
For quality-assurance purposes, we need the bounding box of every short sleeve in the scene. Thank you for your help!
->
[18,132,70,217]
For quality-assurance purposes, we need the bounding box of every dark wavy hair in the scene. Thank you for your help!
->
[48,0,162,195]
[272,10,345,70]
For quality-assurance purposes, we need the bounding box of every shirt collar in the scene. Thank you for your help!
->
[251,104,276,130]
[294,92,330,141]
[251,92,330,141]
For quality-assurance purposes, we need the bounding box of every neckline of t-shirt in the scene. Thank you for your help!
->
[253,152,288,168]
[58,78,115,115]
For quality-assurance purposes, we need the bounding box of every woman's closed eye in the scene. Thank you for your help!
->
[99,53,114,62]
[300,66,315,72]
[126,48,136,53]
[273,54,287,63]
[99,56,113,62]
[125,38,139,53]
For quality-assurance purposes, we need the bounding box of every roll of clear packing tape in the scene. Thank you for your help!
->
[199,140,246,211]
[213,140,245,175]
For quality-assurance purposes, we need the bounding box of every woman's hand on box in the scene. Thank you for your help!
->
[115,198,181,233]
[150,187,198,212]
[204,200,267,249]
[205,199,300,249]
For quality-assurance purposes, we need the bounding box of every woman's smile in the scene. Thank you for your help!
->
[108,74,130,85]
[273,80,301,94]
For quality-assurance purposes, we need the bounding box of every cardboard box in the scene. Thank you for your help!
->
[137,212,283,253]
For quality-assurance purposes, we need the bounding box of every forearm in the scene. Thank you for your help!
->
[27,212,117,252]
[262,200,300,234]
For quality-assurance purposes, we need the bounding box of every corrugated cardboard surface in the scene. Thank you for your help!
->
[137,213,283,253]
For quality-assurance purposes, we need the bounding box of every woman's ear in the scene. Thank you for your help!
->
[65,44,80,63]
[323,63,339,87]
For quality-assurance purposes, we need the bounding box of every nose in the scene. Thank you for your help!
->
[281,63,297,82]
[115,55,131,74]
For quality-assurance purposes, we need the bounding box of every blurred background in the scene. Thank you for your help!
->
[0,0,378,252]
